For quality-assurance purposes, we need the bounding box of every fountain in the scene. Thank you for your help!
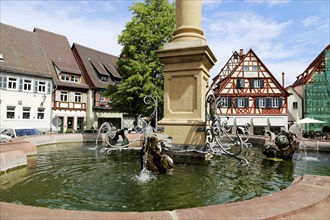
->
[262,123,305,160]
[0,0,329,219]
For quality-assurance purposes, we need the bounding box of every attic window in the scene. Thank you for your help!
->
[56,56,63,62]
[0,53,4,62]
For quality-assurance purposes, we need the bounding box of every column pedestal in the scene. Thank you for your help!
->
[157,41,216,146]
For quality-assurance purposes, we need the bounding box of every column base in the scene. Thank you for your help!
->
[158,119,205,146]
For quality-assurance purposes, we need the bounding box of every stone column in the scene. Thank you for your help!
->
[172,0,206,43]
[157,0,216,146]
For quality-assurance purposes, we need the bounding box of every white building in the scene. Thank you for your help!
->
[0,23,53,132]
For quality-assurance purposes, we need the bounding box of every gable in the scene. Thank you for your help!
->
[217,49,289,97]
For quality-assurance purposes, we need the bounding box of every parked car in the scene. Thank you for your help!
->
[0,128,41,138]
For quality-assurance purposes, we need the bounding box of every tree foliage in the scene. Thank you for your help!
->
[105,0,175,117]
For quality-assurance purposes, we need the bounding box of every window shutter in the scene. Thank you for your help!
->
[19,78,23,91]
[234,98,238,107]
[0,75,4,89]
[278,98,283,108]
[260,79,265,88]
[245,97,249,108]
[3,76,7,89]
[228,97,232,107]
[83,93,87,103]
[47,82,51,94]
[250,79,255,88]
[256,98,260,108]
[266,98,271,108]
[237,79,244,88]
[55,90,60,101]
[34,80,38,93]
[70,92,75,102]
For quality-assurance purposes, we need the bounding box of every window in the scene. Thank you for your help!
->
[235,97,249,108]
[71,75,79,83]
[218,97,232,108]
[37,108,45,119]
[75,93,82,103]
[22,107,31,119]
[272,98,278,108]
[60,91,68,101]
[100,95,106,102]
[293,102,298,109]
[252,66,258,71]
[61,74,70,81]
[38,81,46,92]
[8,77,17,90]
[23,79,32,91]
[219,97,228,107]
[253,80,261,88]
[243,66,249,71]
[100,76,108,82]
[251,79,264,89]
[257,98,266,108]
[237,98,245,108]
[6,106,15,119]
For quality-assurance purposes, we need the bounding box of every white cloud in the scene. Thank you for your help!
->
[303,16,321,27]
[1,1,127,56]
[244,0,291,7]
[204,11,296,83]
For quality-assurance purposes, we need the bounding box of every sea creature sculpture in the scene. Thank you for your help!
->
[262,129,300,159]
[141,135,174,173]
[106,128,129,147]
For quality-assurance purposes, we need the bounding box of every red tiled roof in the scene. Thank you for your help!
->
[34,28,89,90]
[72,43,121,90]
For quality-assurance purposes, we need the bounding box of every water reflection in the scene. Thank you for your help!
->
[0,143,329,212]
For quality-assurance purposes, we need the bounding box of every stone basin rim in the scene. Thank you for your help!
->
[0,133,329,219]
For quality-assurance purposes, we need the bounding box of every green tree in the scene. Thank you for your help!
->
[105,0,175,118]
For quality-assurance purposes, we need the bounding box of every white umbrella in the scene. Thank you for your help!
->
[297,118,326,124]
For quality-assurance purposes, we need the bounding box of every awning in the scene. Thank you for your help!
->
[252,117,268,126]
[219,117,234,126]
[236,117,251,126]
[269,117,286,127]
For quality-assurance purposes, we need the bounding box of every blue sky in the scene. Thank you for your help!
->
[1,0,329,86]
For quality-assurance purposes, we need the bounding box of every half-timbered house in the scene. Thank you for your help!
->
[212,49,290,135]
[34,28,89,133]
[290,44,330,132]
[72,43,125,129]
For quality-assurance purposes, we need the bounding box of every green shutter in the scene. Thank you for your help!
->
[245,97,249,108]
[19,79,23,91]
[250,79,255,88]
[260,79,265,88]
[256,98,260,108]
[34,80,38,93]
[278,98,283,108]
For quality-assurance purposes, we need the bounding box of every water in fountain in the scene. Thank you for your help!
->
[289,123,321,161]
[88,122,114,150]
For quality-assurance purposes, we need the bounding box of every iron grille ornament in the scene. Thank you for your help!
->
[204,89,250,165]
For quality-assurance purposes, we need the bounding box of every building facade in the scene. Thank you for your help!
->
[212,49,290,135]
[291,44,330,132]
[0,23,53,132]
[286,86,303,125]
[72,43,124,129]
[34,28,89,133]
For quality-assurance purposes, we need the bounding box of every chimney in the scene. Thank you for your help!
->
[239,49,244,56]
[282,72,285,87]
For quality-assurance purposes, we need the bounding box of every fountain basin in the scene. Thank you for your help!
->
[0,175,329,219]
[0,134,329,219]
